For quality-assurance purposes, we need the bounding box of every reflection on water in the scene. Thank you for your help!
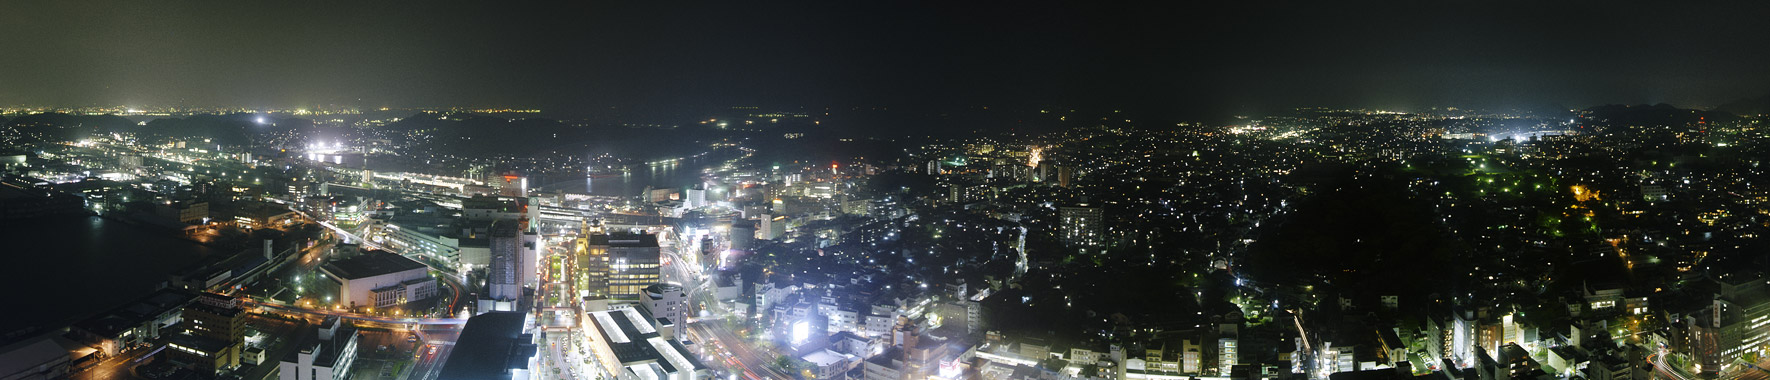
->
[538,150,736,196]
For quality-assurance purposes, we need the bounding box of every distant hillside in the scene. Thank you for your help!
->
[386,112,717,159]
[1717,94,1770,116]
[1579,103,1735,127]
[2,113,135,142]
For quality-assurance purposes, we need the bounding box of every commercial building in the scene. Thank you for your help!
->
[320,250,437,309]
[490,219,538,297]
[166,293,245,375]
[583,307,706,380]
[437,312,538,380]
[278,317,360,380]
[1058,205,1103,248]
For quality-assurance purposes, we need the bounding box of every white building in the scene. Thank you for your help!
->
[278,318,359,380]
[641,284,689,342]
[583,307,706,380]
[320,251,437,309]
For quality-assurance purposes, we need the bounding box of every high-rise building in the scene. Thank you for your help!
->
[1059,205,1104,248]
[605,234,661,300]
[685,185,707,209]
[481,219,537,313]
[576,220,609,299]
[578,225,660,300]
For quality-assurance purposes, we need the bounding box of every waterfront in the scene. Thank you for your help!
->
[0,216,217,334]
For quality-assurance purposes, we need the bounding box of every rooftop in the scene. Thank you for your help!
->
[321,250,428,280]
[585,308,702,375]
[437,312,537,380]
[73,288,198,337]
[584,233,660,248]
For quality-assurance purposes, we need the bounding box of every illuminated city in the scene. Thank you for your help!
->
[6,2,1770,380]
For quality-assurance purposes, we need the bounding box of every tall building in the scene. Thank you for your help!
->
[167,293,245,374]
[757,214,786,241]
[486,220,537,301]
[684,185,707,209]
[577,223,661,300]
[605,234,661,299]
[1059,205,1104,248]
[576,220,610,299]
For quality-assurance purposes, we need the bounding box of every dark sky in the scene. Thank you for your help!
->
[4,0,1770,118]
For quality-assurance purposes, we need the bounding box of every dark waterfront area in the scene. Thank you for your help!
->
[0,216,214,334]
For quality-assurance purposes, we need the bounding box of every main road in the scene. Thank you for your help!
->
[658,233,793,380]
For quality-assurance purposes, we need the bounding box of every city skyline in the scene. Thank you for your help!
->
[8,2,1770,380]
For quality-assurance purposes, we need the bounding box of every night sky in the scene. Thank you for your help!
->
[4,0,1770,118]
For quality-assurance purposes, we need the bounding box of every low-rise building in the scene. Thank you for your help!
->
[69,288,197,356]
[320,250,437,309]
[437,312,539,380]
[583,307,706,380]
[277,317,360,380]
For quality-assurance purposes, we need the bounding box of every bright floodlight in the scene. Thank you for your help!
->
[791,320,810,345]
[255,116,267,124]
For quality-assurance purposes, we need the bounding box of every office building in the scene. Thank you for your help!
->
[580,231,660,300]
[576,220,609,299]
